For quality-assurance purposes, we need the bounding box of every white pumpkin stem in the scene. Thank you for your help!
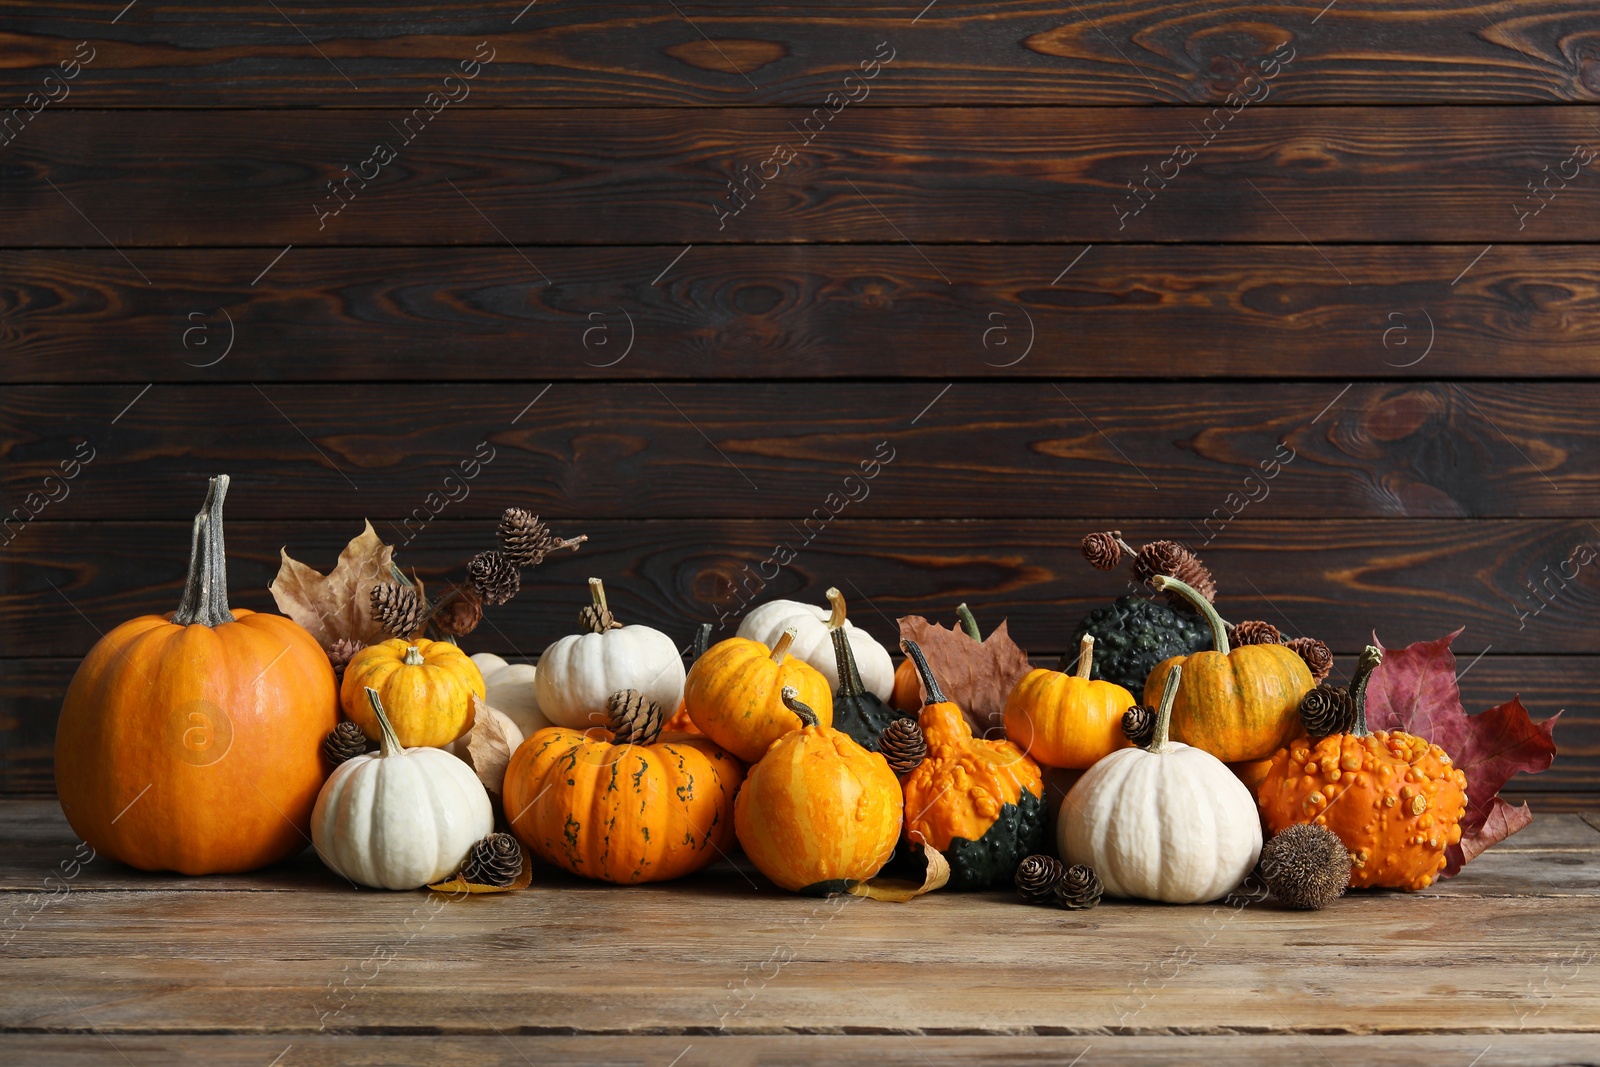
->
[1150,575,1229,655]
[1072,633,1095,680]
[779,685,820,728]
[825,587,848,630]
[403,644,424,665]
[770,627,797,665]
[955,603,981,641]
[365,686,406,758]
[172,475,235,627]
[1349,645,1384,739]
[1149,663,1183,753]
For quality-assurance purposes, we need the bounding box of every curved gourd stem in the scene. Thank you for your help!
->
[1072,633,1095,680]
[780,685,819,728]
[691,622,712,660]
[403,645,424,666]
[172,474,235,627]
[1349,645,1384,738]
[770,627,797,665]
[899,639,948,706]
[825,587,847,631]
[365,686,405,758]
[1150,575,1228,655]
[1148,664,1183,754]
[831,626,868,699]
[956,603,981,641]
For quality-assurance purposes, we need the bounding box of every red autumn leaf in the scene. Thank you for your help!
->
[898,615,1031,736]
[1364,629,1559,875]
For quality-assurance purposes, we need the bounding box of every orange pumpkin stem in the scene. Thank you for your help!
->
[1151,575,1229,655]
[1149,662,1183,752]
[364,686,406,759]
[1348,645,1384,738]
[955,603,981,641]
[770,628,797,665]
[899,639,948,706]
[171,475,235,628]
[779,685,820,728]
[1072,633,1096,680]
[825,587,848,630]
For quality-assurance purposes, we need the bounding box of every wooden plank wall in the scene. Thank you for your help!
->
[1,2,1596,801]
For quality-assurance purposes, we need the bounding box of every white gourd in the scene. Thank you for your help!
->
[469,652,550,737]
[1059,665,1262,904]
[737,587,893,700]
[534,578,685,729]
[313,688,494,890]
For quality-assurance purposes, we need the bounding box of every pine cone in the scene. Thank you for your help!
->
[1299,684,1355,737]
[370,583,427,639]
[878,718,928,776]
[498,507,588,568]
[1260,823,1351,910]
[328,637,365,681]
[1231,620,1282,646]
[433,586,484,637]
[1121,704,1155,747]
[1014,854,1065,904]
[1054,864,1103,910]
[579,603,616,632]
[1080,531,1124,571]
[1133,540,1216,606]
[608,689,664,746]
[1286,636,1333,682]
[321,721,373,766]
[467,550,520,606]
[459,833,523,888]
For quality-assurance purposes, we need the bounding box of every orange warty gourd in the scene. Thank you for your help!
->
[54,476,338,874]
[734,687,902,893]
[342,637,484,748]
[503,696,744,884]
[1142,575,1313,763]
[684,628,832,763]
[1256,646,1469,891]
[1003,633,1135,769]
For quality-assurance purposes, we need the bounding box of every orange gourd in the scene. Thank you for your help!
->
[899,640,1046,889]
[1256,646,1468,891]
[1142,576,1313,763]
[683,628,832,763]
[733,687,902,893]
[1003,633,1135,768]
[342,637,484,748]
[665,623,712,734]
[504,696,744,884]
[54,475,338,874]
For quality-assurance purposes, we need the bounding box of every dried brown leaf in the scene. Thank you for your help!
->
[848,843,950,902]
[270,521,398,651]
[461,694,516,799]
[897,615,1032,734]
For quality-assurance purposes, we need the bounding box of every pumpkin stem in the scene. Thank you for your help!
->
[770,627,797,665]
[956,603,981,641]
[403,644,424,666]
[780,685,819,729]
[691,622,712,660]
[1150,575,1228,656]
[1349,645,1384,738]
[581,576,621,633]
[172,474,235,627]
[1072,633,1096,680]
[899,638,948,706]
[831,625,867,698]
[825,587,848,630]
[1149,663,1183,753]
[365,686,405,758]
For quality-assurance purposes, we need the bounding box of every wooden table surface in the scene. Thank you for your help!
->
[3,798,1597,1066]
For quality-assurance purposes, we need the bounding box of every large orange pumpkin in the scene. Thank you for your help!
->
[1143,575,1313,763]
[54,476,338,874]
[503,693,744,883]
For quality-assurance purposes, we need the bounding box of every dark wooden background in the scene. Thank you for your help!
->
[1,2,1596,805]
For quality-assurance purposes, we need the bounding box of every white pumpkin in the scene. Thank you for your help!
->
[469,652,550,737]
[313,687,494,890]
[1058,665,1261,904]
[737,587,893,700]
[534,578,685,729]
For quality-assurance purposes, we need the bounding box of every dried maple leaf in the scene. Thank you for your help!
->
[461,694,516,801]
[897,615,1031,735]
[270,520,406,652]
[1365,629,1559,876]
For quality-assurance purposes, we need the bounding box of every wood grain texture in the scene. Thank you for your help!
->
[7,109,1600,247]
[4,382,1597,519]
[7,2,1600,106]
[10,245,1600,382]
